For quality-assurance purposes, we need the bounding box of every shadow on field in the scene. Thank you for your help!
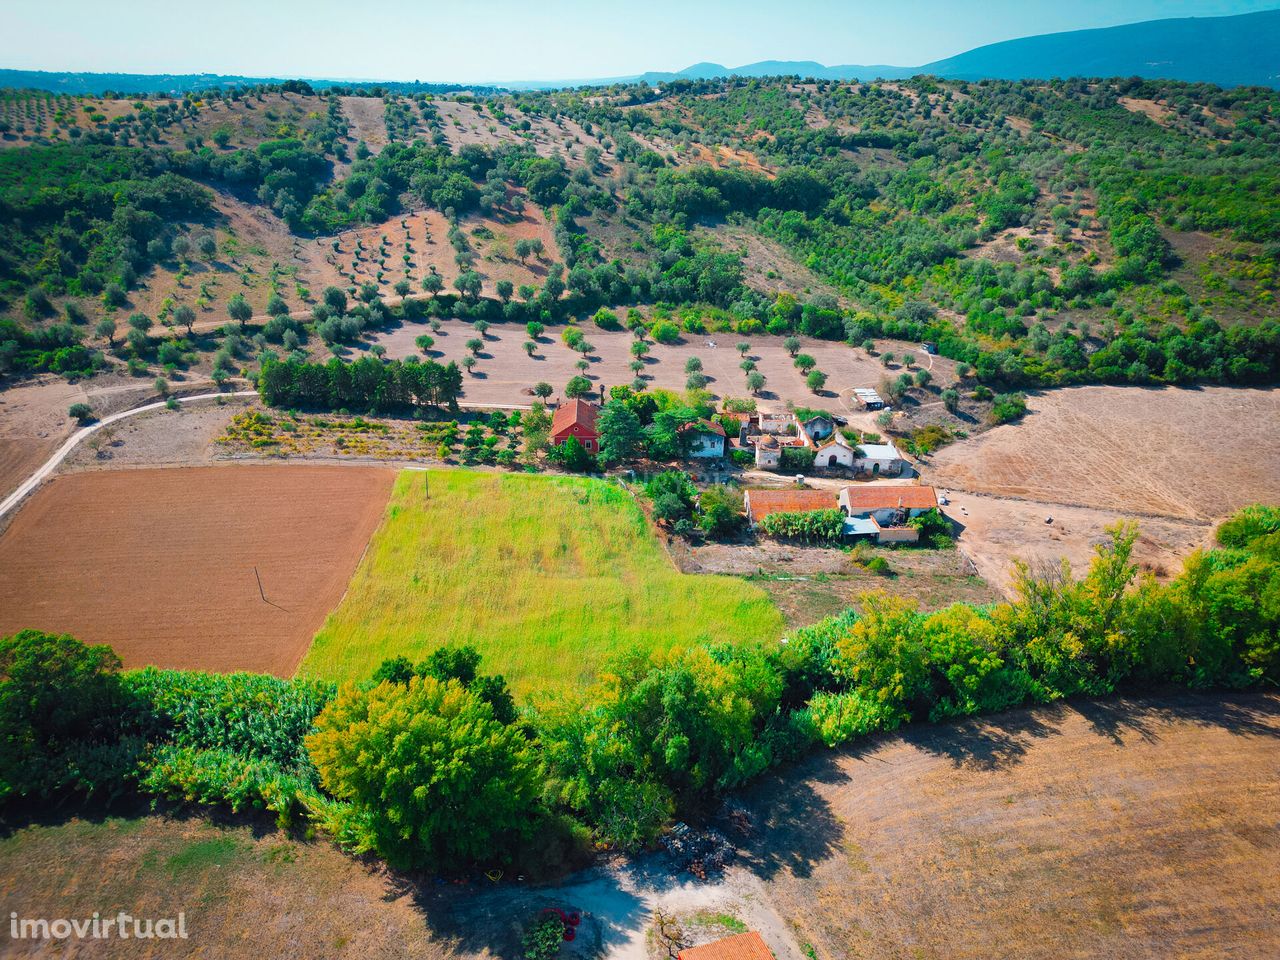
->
[900,707,1062,771]
[1069,692,1280,746]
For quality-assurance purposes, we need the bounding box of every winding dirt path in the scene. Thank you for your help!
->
[0,390,257,523]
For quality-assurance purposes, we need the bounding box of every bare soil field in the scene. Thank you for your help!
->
[739,692,1280,960]
[928,385,1280,521]
[944,490,1214,592]
[368,322,955,412]
[0,464,394,675]
[298,206,559,305]
[339,95,389,153]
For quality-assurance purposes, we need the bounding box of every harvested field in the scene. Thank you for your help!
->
[740,692,1280,960]
[368,321,954,413]
[925,385,1280,593]
[300,469,786,696]
[928,385,1280,521]
[0,465,394,675]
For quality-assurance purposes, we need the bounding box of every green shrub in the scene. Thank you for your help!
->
[760,508,845,545]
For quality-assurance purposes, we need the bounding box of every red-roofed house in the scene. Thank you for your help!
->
[550,399,600,453]
[678,932,775,960]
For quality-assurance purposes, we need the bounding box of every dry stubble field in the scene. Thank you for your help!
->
[0,464,394,675]
[740,692,1280,960]
[369,321,953,411]
[925,385,1280,591]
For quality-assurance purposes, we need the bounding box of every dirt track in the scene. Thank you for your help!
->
[0,465,394,675]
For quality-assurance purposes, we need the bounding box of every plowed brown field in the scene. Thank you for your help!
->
[0,465,394,674]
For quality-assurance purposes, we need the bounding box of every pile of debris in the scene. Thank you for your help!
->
[659,822,736,880]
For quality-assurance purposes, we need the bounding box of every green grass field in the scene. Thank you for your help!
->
[298,469,786,697]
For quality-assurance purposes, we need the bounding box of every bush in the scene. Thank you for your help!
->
[522,915,565,960]
[990,392,1028,424]
[68,402,94,423]
[760,508,845,544]
[651,321,680,344]
[0,630,144,802]
[306,676,542,868]
[865,556,892,576]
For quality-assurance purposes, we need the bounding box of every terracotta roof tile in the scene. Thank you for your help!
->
[679,418,727,437]
[550,399,599,437]
[841,485,938,511]
[678,932,775,960]
[745,488,837,521]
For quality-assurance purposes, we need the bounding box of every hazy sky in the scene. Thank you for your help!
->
[2,0,1277,83]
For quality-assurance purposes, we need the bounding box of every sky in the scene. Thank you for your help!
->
[2,0,1277,83]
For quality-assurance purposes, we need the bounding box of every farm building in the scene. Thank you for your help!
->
[550,399,600,453]
[813,438,858,469]
[757,412,796,435]
[680,419,727,458]
[855,441,907,477]
[743,488,837,526]
[677,931,774,960]
[800,414,834,443]
[754,434,782,468]
[839,484,939,544]
[853,387,885,410]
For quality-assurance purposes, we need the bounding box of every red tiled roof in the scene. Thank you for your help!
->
[745,488,837,521]
[841,484,938,511]
[551,399,599,438]
[679,418,727,437]
[678,932,774,960]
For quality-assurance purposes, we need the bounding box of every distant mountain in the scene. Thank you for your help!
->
[4,9,1278,95]
[515,8,1280,90]
[917,8,1280,88]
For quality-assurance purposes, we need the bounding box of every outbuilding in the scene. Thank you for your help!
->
[854,441,907,477]
[813,438,857,469]
[680,419,727,458]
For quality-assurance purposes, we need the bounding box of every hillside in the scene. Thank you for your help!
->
[1,73,1277,413]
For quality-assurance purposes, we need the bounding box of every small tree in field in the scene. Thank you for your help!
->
[533,382,553,401]
[737,341,751,357]
[746,371,766,395]
[462,355,477,374]
[421,273,444,298]
[807,370,827,393]
[523,340,537,357]
[227,294,252,330]
[526,321,545,340]
[794,353,816,374]
[783,336,801,357]
[415,334,435,354]
[565,375,591,399]
[68,402,94,423]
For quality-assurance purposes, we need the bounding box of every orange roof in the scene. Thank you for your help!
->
[841,484,938,511]
[745,488,837,522]
[678,933,774,960]
[550,399,599,438]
